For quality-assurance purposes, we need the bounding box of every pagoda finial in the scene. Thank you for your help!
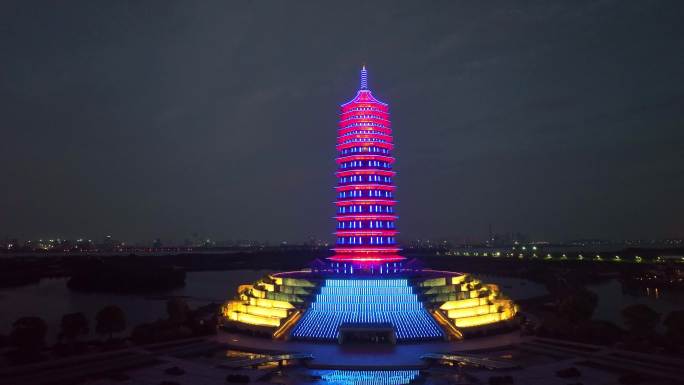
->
[360,65,368,90]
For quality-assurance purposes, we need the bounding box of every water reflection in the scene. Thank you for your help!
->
[0,270,273,340]
[645,286,660,299]
[314,370,419,385]
[588,279,684,328]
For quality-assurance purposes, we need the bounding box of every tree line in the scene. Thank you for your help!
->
[1,298,218,366]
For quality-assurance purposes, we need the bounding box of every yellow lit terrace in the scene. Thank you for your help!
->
[418,272,518,338]
[221,273,318,338]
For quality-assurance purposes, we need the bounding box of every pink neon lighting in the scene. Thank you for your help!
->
[335,155,395,164]
[336,142,394,151]
[335,184,396,191]
[335,170,396,177]
[338,127,392,137]
[335,199,396,206]
[328,255,406,262]
[336,133,393,144]
[335,230,398,236]
[332,247,402,253]
[333,215,397,220]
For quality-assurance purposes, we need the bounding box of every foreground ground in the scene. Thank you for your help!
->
[1,330,682,385]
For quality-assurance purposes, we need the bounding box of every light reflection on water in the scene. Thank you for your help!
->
[263,368,470,385]
[587,278,684,328]
[313,370,420,385]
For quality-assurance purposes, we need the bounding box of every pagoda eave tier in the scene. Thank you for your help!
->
[336,155,395,164]
[332,247,401,253]
[336,142,394,151]
[335,184,395,191]
[328,254,405,262]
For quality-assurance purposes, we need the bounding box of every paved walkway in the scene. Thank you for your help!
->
[519,337,684,383]
[0,338,225,385]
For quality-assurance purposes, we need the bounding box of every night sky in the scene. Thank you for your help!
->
[2,1,683,244]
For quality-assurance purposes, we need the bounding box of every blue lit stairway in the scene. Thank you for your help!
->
[291,279,444,341]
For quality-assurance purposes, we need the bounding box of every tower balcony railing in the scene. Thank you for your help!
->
[336,207,395,215]
[338,121,391,131]
[335,229,397,236]
[338,165,393,173]
[335,169,395,177]
[332,247,402,254]
[338,177,394,187]
[338,126,392,137]
[337,132,393,143]
[339,146,392,156]
[335,184,396,191]
[337,192,394,200]
[336,154,395,164]
[339,116,391,127]
[340,109,389,121]
[340,106,388,115]
[335,199,396,206]
[337,141,393,151]
[334,214,398,221]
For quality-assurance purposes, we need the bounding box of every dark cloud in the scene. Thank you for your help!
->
[1,0,683,243]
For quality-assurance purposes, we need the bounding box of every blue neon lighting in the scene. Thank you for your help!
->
[291,279,443,341]
[315,370,420,385]
[360,65,368,90]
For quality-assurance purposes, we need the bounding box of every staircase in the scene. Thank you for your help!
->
[291,278,443,341]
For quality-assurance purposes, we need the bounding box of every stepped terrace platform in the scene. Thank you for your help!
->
[222,267,519,343]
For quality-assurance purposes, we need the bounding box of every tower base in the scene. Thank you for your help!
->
[221,266,518,343]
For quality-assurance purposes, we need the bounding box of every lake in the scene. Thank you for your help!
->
[0,270,681,342]
[588,278,684,328]
[0,270,273,341]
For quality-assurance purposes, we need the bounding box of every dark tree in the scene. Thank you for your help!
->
[558,289,598,323]
[96,305,126,340]
[664,310,684,340]
[10,317,47,355]
[0,333,9,348]
[574,320,623,345]
[60,312,89,343]
[621,304,660,335]
[166,298,190,325]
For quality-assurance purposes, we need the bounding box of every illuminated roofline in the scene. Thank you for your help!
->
[341,90,388,107]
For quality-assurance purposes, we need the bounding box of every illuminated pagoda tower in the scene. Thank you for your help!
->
[289,66,443,341]
[222,67,518,343]
[330,65,403,272]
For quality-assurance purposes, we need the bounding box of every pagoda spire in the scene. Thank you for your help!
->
[360,65,368,90]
